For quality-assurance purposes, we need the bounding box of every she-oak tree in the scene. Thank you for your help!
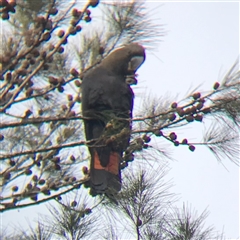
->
[0,0,239,239]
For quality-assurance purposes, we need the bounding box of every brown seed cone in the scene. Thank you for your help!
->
[9,0,16,6]
[32,49,40,57]
[85,208,92,214]
[86,9,91,15]
[62,38,68,45]
[25,169,32,175]
[171,102,178,108]
[43,94,50,100]
[169,113,176,121]
[89,0,99,7]
[16,68,27,76]
[30,195,38,201]
[56,195,62,201]
[196,102,204,110]
[29,58,36,65]
[186,115,194,122]
[25,88,33,97]
[26,183,33,190]
[213,82,220,90]
[142,134,151,143]
[49,7,58,15]
[41,187,51,195]
[72,8,80,18]
[48,44,55,51]
[52,156,60,163]
[76,25,82,32]
[21,60,29,69]
[6,3,16,13]
[70,68,79,77]
[194,114,203,122]
[9,160,15,166]
[169,132,177,140]
[42,32,51,41]
[48,76,58,86]
[12,186,18,192]
[189,145,196,152]
[176,107,184,117]
[45,20,53,30]
[2,12,9,20]
[24,109,32,117]
[192,92,201,100]
[137,219,142,226]
[69,26,77,35]
[181,138,188,144]
[57,46,64,53]
[184,107,192,115]
[0,134,4,141]
[54,164,61,170]
[174,141,180,146]
[71,201,77,207]
[57,86,64,92]
[61,104,68,111]
[38,179,46,185]
[202,107,211,114]
[143,143,149,149]
[67,94,73,101]
[4,172,11,180]
[75,96,81,103]
[58,77,65,85]
[74,80,81,87]
[99,46,104,55]
[84,16,92,23]
[57,29,65,38]
[38,109,43,116]
[0,0,8,7]
[36,161,41,167]
[82,166,89,175]
[153,129,163,137]
[191,106,197,114]
[70,176,76,182]
[32,175,38,182]
[71,19,78,26]
[64,176,70,182]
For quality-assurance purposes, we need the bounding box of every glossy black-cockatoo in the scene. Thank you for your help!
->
[81,43,145,197]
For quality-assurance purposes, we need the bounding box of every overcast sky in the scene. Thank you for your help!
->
[2,1,239,239]
[136,1,239,238]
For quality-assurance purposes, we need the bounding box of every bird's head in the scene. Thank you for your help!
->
[101,43,146,77]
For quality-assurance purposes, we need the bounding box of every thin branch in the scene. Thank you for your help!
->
[0,177,89,213]
[0,140,87,160]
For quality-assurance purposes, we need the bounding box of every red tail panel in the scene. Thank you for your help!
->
[93,151,120,175]
[93,151,105,170]
[106,152,119,175]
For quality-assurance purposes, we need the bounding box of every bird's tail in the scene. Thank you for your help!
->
[90,151,121,196]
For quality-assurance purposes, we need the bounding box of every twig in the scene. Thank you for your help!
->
[0,177,89,212]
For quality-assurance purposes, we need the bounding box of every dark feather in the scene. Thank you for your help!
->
[81,43,145,196]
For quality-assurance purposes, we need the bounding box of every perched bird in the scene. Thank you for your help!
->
[81,43,145,197]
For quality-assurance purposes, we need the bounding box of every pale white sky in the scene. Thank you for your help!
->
[2,1,239,239]
[135,1,239,238]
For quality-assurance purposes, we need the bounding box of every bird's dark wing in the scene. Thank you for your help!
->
[81,68,133,195]
[81,43,145,197]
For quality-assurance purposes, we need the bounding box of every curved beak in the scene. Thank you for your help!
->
[128,56,145,73]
